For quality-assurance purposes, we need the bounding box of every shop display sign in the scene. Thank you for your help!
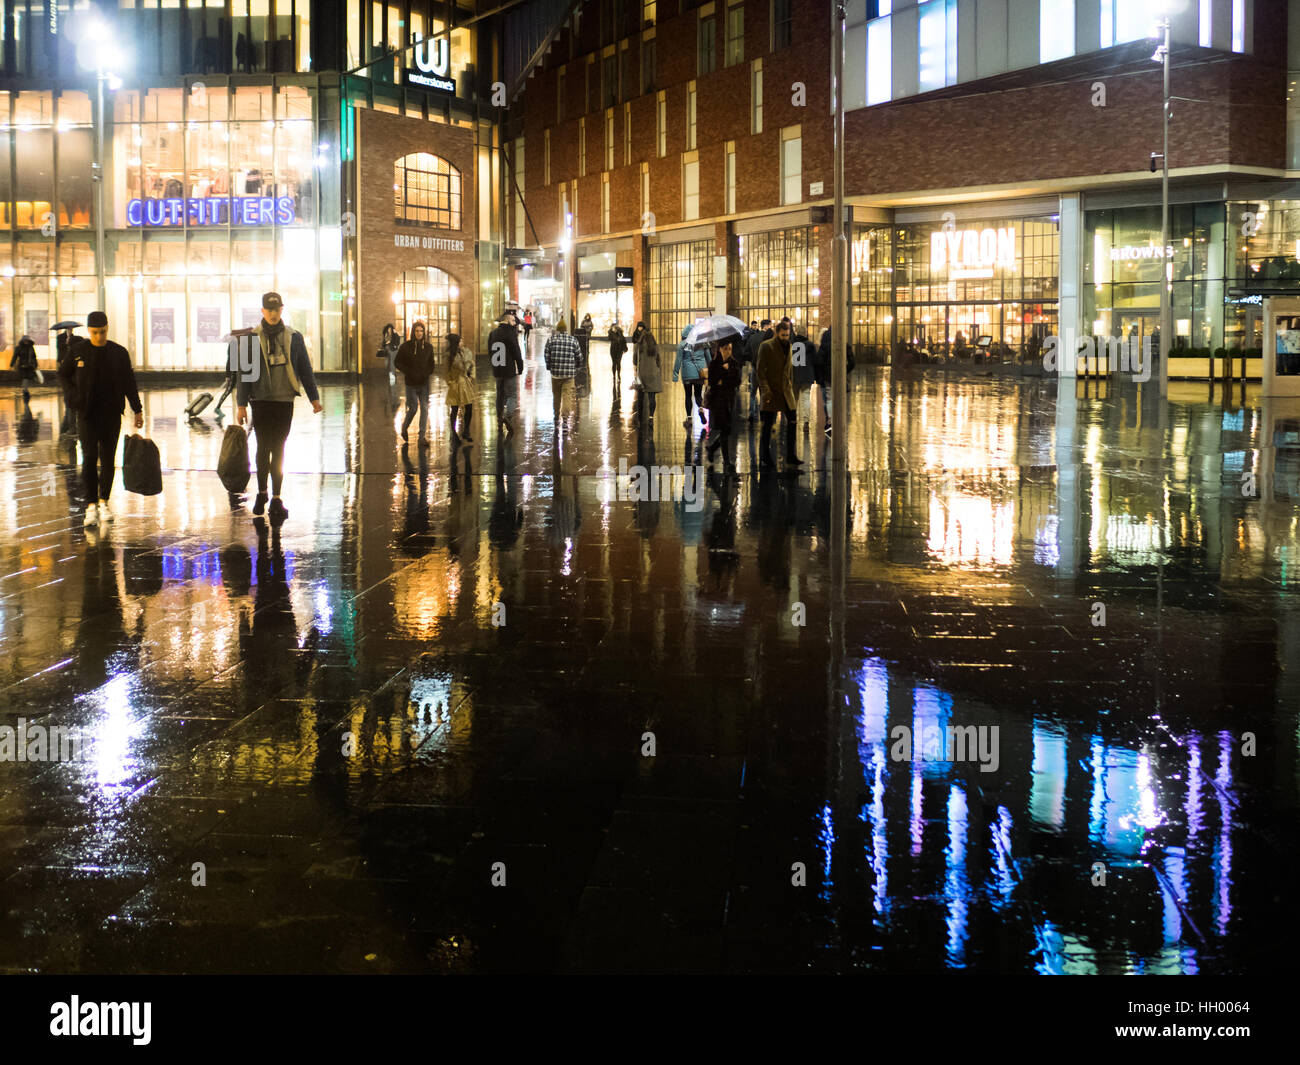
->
[196,308,222,343]
[394,234,466,251]
[615,268,634,286]
[405,33,456,94]
[150,309,175,344]
[1109,243,1174,262]
[127,196,296,227]
[26,310,48,346]
[930,226,1017,279]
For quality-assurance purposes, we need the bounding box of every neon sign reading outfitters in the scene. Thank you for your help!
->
[127,196,296,227]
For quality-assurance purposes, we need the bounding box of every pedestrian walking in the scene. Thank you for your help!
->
[10,334,39,403]
[631,321,662,430]
[395,320,435,446]
[672,324,710,428]
[59,311,144,527]
[792,323,817,431]
[380,322,400,377]
[523,308,534,346]
[542,318,581,436]
[608,322,628,386]
[445,332,477,443]
[744,319,772,421]
[235,292,323,522]
[489,311,525,437]
[55,326,78,432]
[756,317,803,472]
[705,336,743,473]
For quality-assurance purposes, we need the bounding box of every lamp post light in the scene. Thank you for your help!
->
[1153,9,1172,396]
[76,21,125,312]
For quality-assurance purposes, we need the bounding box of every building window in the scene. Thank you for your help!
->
[394,152,462,229]
[751,60,763,134]
[624,102,633,165]
[557,68,566,123]
[867,17,891,104]
[683,154,700,221]
[642,32,657,94]
[780,126,801,206]
[605,109,615,170]
[1100,0,1159,48]
[772,0,793,50]
[579,118,587,177]
[513,139,526,247]
[395,267,460,359]
[1232,0,1245,52]
[725,140,736,215]
[603,53,617,108]
[731,227,821,334]
[620,44,631,101]
[918,0,957,92]
[725,3,745,66]
[648,238,712,341]
[657,91,667,157]
[1040,0,1075,63]
[641,162,650,221]
[571,180,578,235]
[687,82,698,151]
[1200,0,1212,47]
[586,56,596,113]
[643,0,656,28]
[699,14,717,75]
[602,174,611,233]
[544,129,551,185]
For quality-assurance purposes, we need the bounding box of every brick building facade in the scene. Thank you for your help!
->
[506,0,1297,376]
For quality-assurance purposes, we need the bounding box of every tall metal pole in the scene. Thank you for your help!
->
[94,69,106,311]
[831,2,846,466]
[1158,16,1171,396]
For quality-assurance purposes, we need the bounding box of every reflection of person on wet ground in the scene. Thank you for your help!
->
[76,542,136,692]
[633,430,659,539]
[446,447,478,562]
[400,443,430,542]
[546,446,581,546]
[240,519,304,700]
[749,473,798,593]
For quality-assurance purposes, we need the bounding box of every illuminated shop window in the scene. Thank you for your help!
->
[394,152,462,229]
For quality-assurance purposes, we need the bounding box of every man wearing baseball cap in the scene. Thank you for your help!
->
[235,292,322,522]
[58,310,143,528]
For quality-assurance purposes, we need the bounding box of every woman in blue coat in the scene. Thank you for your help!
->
[672,323,710,429]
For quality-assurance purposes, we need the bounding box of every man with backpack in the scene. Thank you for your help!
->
[59,311,144,527]
[10,334,39,403]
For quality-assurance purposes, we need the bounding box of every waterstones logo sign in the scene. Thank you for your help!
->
[50,997,152,1045]
[406,31,456,93]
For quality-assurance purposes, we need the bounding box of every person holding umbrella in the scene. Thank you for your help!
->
[52,320,81,432]
[704,333,743,473]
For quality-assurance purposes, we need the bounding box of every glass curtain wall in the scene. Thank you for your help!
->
[730,225,820,336]
[647,238,712,343]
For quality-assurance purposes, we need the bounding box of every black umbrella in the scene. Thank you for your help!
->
[51,320,81,330]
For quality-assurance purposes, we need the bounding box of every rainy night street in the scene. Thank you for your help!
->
[2,341,1297,975]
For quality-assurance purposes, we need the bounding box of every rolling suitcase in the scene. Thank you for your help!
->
[186,391,214,418]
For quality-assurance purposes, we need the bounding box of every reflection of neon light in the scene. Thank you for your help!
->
[945,783,969,967]
[1030,722,1067,828]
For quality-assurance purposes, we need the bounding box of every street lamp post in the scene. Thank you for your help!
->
[831,2,847,468]
[1157,13,1171,395]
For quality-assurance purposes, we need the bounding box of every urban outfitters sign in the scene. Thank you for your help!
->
[405,32,455,93]
[395,234,466,251]
[127,196,295,227]
[930,226,1017,279]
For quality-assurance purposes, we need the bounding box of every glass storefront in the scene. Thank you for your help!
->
[853,215,1059,364]
[0,82,344,372]
[647,238,712,343]
[731,225,820,335]
[394,266,461,357]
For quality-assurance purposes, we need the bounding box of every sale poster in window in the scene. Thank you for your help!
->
[196,307,223,343]
[150,308,175,344]
[241,308,262,330]
[25,310,49,346]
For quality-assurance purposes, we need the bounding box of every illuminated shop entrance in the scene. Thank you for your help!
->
[394,266,460,355]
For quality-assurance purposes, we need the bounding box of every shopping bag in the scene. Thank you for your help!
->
[122,433,163,496]
[217,424,250,494]
[33,368,44,385]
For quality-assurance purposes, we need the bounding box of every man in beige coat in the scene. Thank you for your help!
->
[755,317,803,471]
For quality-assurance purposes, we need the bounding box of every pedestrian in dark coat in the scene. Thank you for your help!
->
[489,312,525,436]
[608,323,628,385]
[705,337,743,472]
[59,311,144,526]
[395,320,436,445]
[755,319,802,471]
[10,334,39,402]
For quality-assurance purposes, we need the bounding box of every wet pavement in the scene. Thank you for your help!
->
[1,331,1297,973]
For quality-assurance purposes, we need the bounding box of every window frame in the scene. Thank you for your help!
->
[394,151,463,230]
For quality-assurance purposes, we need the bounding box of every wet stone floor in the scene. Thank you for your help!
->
[1,335,1298,973]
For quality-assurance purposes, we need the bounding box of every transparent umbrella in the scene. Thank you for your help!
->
[685,314,748,347]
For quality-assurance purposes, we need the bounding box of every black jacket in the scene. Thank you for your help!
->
[488,323,524,379]
[608,327,628,357]
[395,336,436,387]
[744,327,771,366]
[59,338,142,418]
